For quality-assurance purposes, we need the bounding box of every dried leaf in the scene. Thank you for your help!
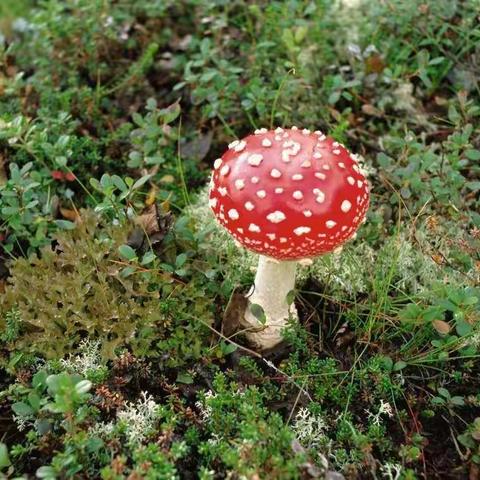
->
[181,131,213,161]
[60,207,80,222]
[223,292,248,337]
[129,204,174,254]
[0,155,7,186]
[432,320,451,335]
[364,54,385,74]
[145,188,157,206]
[361,104,381,116]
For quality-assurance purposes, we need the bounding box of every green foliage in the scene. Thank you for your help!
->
[0,211,213,361]
[195,373,307,478]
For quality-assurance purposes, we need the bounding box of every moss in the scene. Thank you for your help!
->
[0,211,213,362]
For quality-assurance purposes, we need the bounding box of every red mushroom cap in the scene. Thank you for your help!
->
[208,127,370,260]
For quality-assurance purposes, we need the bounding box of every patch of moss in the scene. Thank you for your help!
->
[0,211,213,362]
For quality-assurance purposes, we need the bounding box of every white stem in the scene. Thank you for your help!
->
[242,255,298,349]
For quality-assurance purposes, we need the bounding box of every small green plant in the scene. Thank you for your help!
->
[458,418,480,464]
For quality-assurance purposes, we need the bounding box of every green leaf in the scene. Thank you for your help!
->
[28,391,41,411]
[176,372,193,384]
[176,253,187,268]
[0,443,11,469]
[32,370,48,390]
[132,174,152,191]
[466,149,480,161]
[221,341,237,355]
[451,396,465,406]
[141,251,156,265]
[75,380,92,395]
[456,320,472,337]
[89,177,101,191]
[438,387,450,399]
[1,206,19,216]
[36,466,57,479]
[250,303,267,325]
[12,401,34,416]
[55,220,76,230]
[393,360,407,371]
[286,290,295,306]
[118,244,137,261]
[379,355,394,371]
[111,175,127,192]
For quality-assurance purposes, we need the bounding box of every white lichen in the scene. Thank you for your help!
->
[117,391,160,445]
[292,407,330,450]
[60,339,102,377]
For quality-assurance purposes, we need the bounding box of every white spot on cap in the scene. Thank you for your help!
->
[220,165,230,176]
[248,153,263,166]
[275,187,284,194]
[235,179,245,190]
[209,197,217,208]
[292,174,303,181]
[251,176,259,184]
[218,187,227,196]
[338,162,345,169]
[333,149,341,155]
[256,190,266,198]
[262,138,272,147]
[228,209,239,220]
[303,210,312,217]
[237,227,244,234]
[282,151,292,162]
[300,160,311,168]
[280,237,287,243]
[322,164,330,170]
[333,141,339,147]
[266,211,286,223]
[294,226,311,236]
[293,190,303,200]
[357,180,363,188]
[234,140,246,152]
[302,128,310,135]
[347,176,355,185]
[275,127,284,134]
[254,128,267,135]
[266,233,276,241]
[245,201,255,211]
[291,126,298,130]
[326,220,336,228]
[228,140,239,149]
[313,152,322,159]
[214,158,222,169]
[315,172,326,180]
[341,200,352,213]
[249,224,261,233]
[314,189,325,203]
[270,168,282,178]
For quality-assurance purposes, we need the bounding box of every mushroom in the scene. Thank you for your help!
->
[209,128,370,350]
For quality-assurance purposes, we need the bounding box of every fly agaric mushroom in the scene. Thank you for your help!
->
[209,127,369,350]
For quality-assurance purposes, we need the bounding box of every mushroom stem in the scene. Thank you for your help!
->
[242,255,298,349]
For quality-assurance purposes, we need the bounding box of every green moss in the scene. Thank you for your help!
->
[0,211,213,362]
